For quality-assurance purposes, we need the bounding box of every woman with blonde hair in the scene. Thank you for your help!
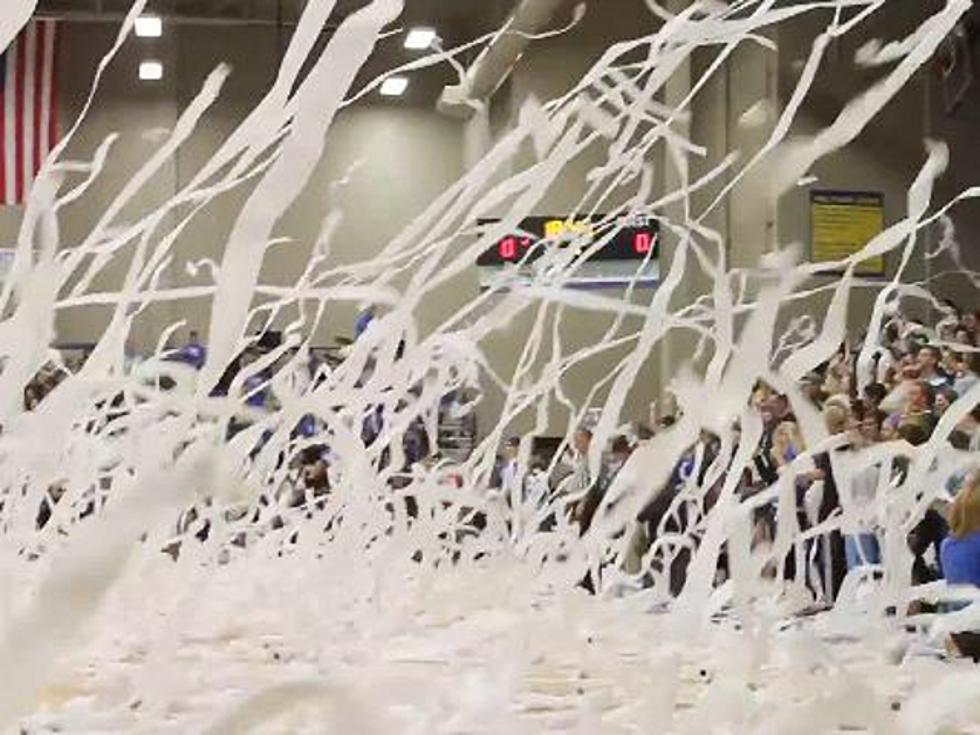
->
[943,471,980,587]
[770,420,804,468]
[942,471,980,661]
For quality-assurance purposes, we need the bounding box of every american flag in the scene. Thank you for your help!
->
[0,20,59,207]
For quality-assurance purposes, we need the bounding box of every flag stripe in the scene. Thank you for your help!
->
[34,21,47,182]
[21,22,36,204]
[47,22,59,154]
[13,31,25,205]
[4,37,16,206]
[0,21,60,206]
[0,53,6,200]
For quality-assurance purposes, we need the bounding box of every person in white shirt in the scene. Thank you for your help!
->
[558,429,594,524]
[569,428,593,495]
[840,412,884,570]
[954,352,980,398]
[499,437,521,500]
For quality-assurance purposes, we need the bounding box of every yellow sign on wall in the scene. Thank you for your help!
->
[811,190,886,276]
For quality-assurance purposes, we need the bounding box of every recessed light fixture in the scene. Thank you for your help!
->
[404,27,437,50]
[135,15,163,38]
[380,76,409,97]
[139,60,164,81]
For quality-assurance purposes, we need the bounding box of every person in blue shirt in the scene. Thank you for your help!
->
[354,306,375,340]
[294,413,317,439]
[243,371,269,408]
[168,330,207,370]
[942,471,980,661]
[943,472,980,587]
[181,330,207,370]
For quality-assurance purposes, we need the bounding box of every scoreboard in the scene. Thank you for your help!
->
[476,215,659,268]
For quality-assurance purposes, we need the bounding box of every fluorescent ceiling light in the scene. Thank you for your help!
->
[380,76,409,97]
[404,27,436,50]
[139,60,164,81]
[135,15,163,38]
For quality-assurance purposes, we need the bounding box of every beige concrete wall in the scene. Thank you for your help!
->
[473,1,663,436]
[7,2,962,441]
[0,21,182,350]
[773,5,934,338]
[0,21,465,355]
[926,52,980,313]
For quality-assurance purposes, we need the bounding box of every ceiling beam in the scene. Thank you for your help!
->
[33,0,306,27]
[32,10,303,27]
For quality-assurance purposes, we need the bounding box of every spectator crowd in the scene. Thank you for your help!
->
[497,304,980,659]
[15,302,980,662]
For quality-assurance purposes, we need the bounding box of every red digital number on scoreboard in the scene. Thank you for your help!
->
[633,231,654,255]
[497,236,533,261]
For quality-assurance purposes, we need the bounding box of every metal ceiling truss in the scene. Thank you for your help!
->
[34,0,307,27]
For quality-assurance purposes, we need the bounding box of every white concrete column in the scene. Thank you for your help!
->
[656,7,778,409]
[726,39,779,267]
[656,1,694,413]
[462,105,493,171]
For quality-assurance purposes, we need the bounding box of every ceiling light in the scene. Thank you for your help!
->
[135,15,163,38]
[380,76,409,97]
[139,60,164,81]
[404,27,437,50]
